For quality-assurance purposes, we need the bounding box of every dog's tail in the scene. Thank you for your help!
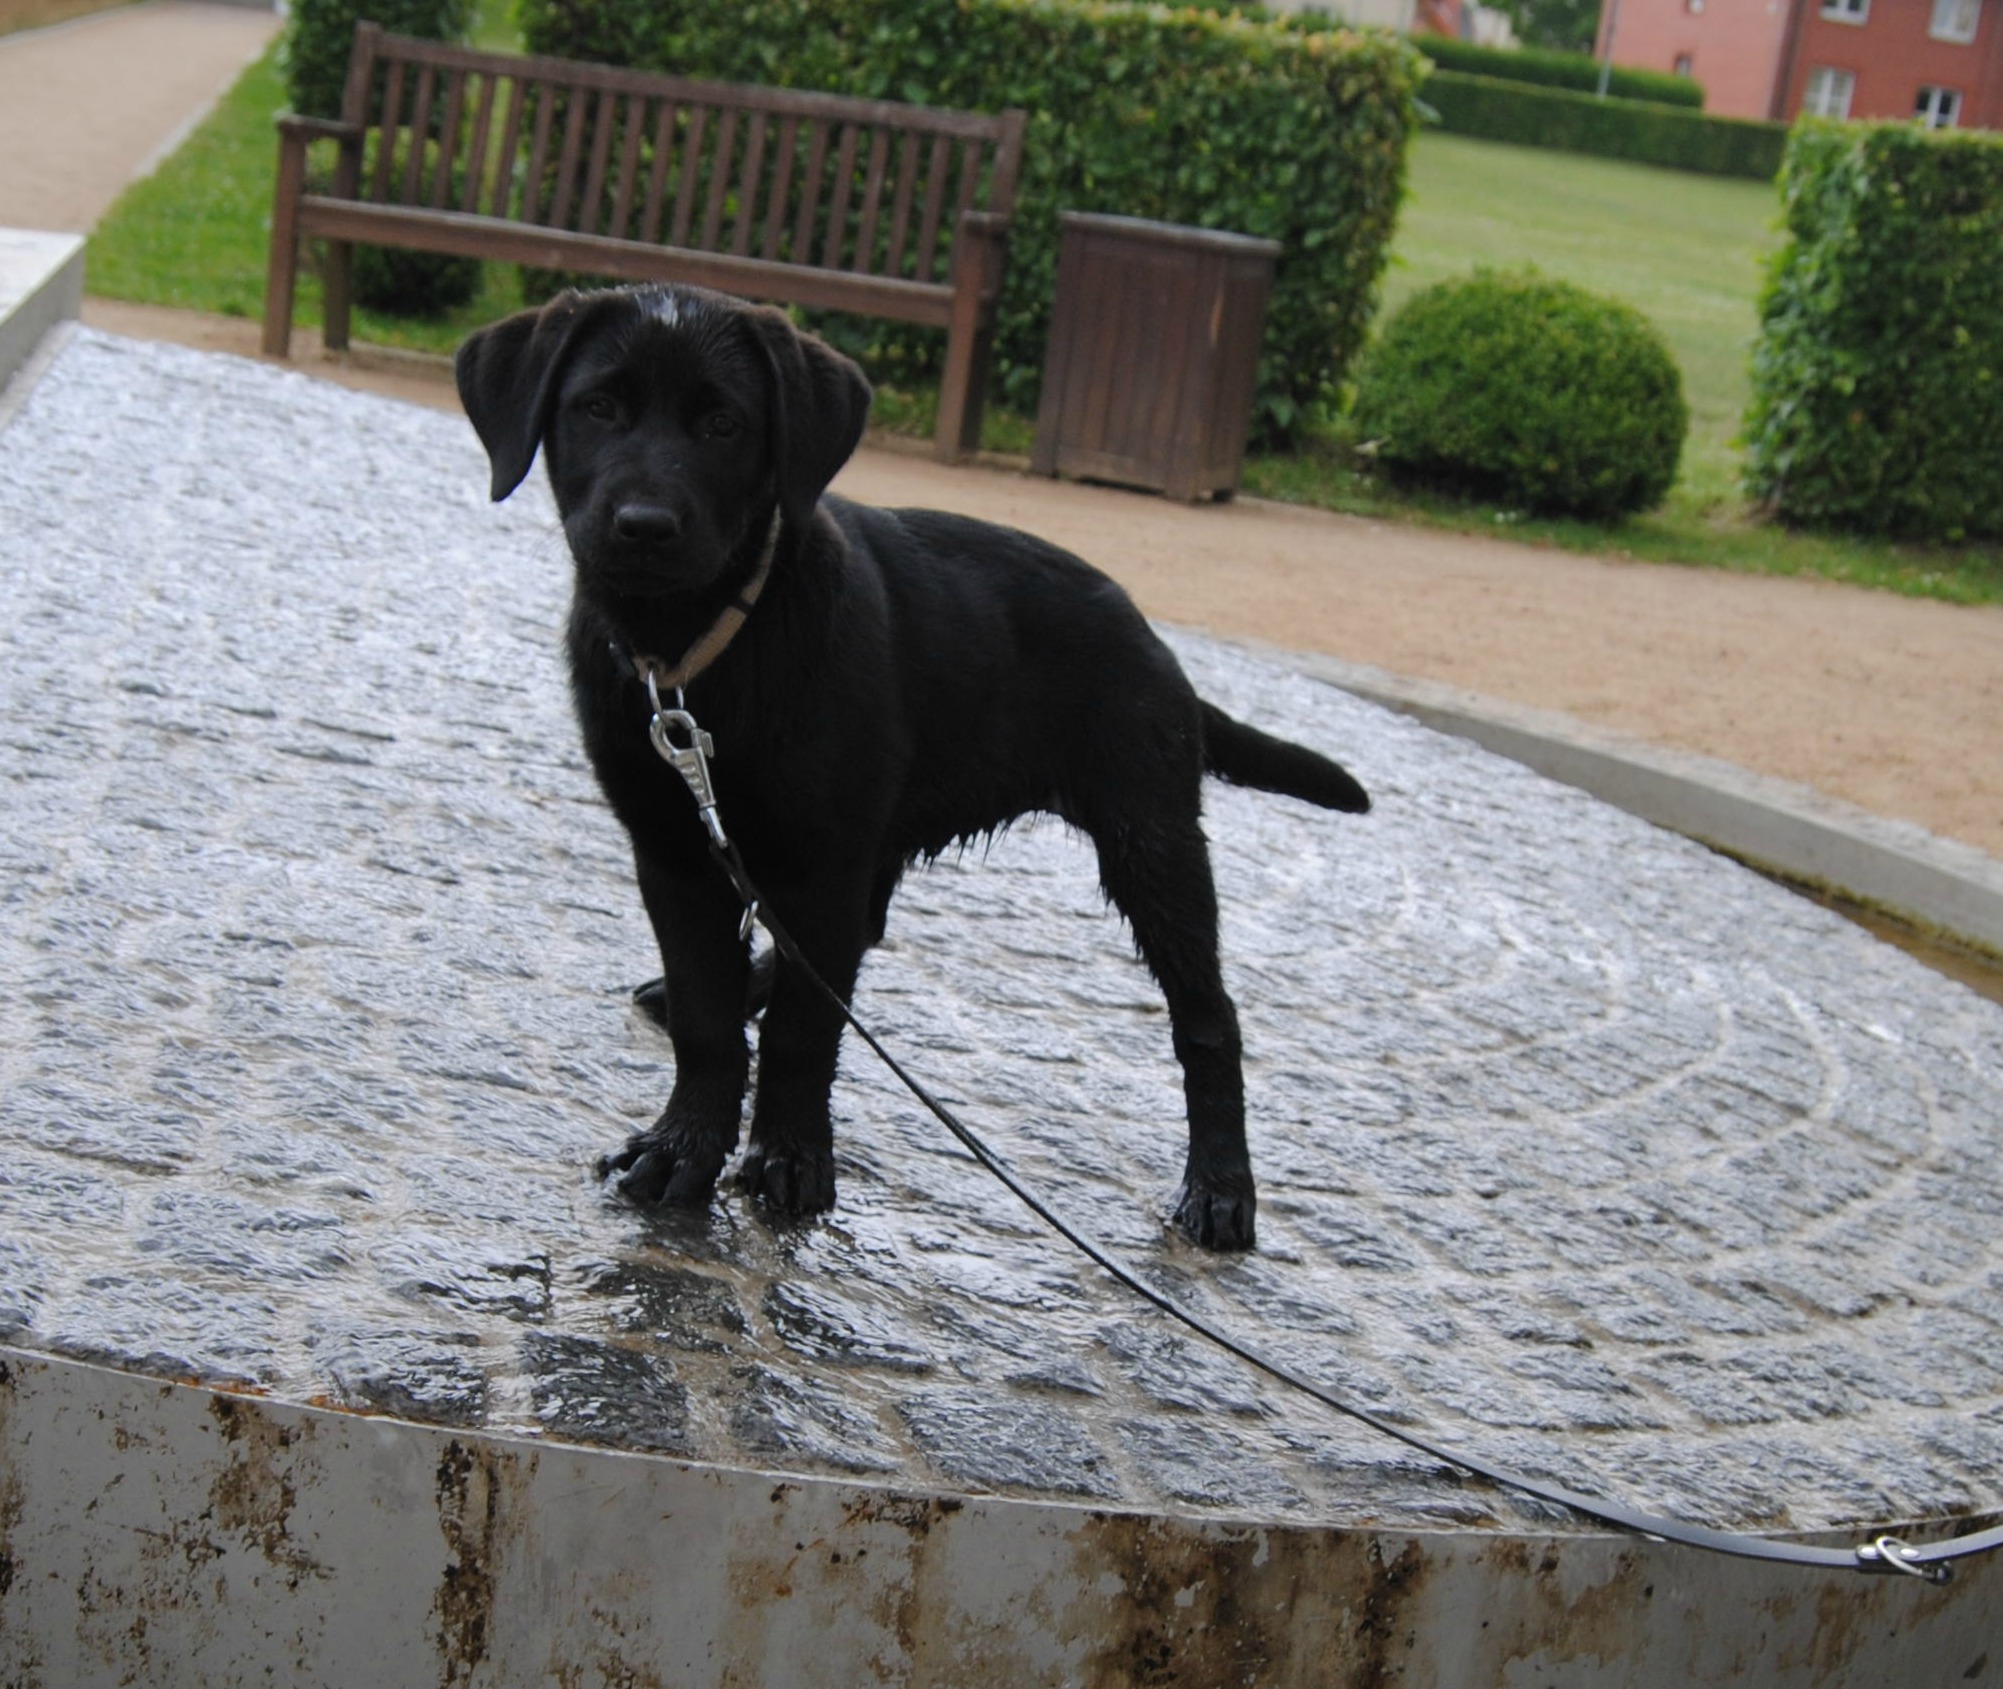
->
[1201,702,1371,814]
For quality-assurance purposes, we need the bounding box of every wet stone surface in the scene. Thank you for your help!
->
[4,332,2003,1534]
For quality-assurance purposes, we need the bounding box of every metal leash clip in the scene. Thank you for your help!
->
[1855,1535,1947,1583]
[644,671,729,851]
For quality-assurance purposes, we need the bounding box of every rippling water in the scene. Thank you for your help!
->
[3,331,2002,1534]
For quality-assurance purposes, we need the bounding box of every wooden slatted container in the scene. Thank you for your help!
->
[1031,213,1281,502]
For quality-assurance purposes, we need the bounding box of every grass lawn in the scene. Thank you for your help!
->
[1242,130,2003,605]
[85,55,2002,604]
[86,43,525,352]
[1375,131,1777,516]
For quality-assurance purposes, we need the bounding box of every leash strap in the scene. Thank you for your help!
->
[646,700,1998,1584]
[629,509,781,697]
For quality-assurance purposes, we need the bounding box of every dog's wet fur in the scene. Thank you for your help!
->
[455,283,1370,1250]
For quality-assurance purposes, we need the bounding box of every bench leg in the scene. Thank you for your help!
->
[322,241,354,353]
[261,133,305,358]
[321,140,365,355]
[936,213,1009,464]
[936,310,994,465]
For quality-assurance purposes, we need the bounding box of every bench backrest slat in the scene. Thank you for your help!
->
[698,107,737,251]
[401,64,438,203]
[792,119,832,266]
[912,134,953,283]
[762,116,800,264]
[608,92,646,238]
[638,101,677,245]
[883,132,921,280]
[730,113,767,258]
[820,124,861,270]
[520,82,557,222]
[669,106,708,249]
[488,71,528,218]
[459,69,498,215]
[546,83,589,228]
[429,66,468,209]
[369,57,404,201]
[334,25,1023,294]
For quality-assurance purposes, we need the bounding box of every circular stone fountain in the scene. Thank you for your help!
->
[1,332,1999,1684]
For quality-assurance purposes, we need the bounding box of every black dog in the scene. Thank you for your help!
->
[455,283,1369,1250]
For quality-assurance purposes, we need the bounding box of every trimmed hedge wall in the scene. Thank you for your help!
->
[1426,71,1786,181]
[517,0,1423,441]
[1411,35,1703,110]
[1744,121,2003,542]
[284,0,472,119]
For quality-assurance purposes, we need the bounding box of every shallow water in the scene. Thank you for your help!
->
[3,331,2002,1534]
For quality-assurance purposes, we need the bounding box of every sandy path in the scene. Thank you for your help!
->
[0,1,279,232]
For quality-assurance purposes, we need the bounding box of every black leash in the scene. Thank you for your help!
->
[642,691,2001,1585]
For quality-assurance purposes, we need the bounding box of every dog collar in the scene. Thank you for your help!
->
[626,507,781,696]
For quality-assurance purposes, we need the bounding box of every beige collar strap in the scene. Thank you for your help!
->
[632,508,781,696]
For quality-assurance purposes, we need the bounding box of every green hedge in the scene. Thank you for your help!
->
[517,0,1422,442]
[284,0,472,119]
[1744,121,2003,542]
[1411,35,1702,109]
[1426,71,1785,180]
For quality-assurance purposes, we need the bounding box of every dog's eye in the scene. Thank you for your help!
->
[705,412,742,441]
[581,393,621,424]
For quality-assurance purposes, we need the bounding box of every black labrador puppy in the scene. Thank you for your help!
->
[455,283,1369,1250]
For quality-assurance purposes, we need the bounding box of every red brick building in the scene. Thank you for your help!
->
[1594,0,2003,126]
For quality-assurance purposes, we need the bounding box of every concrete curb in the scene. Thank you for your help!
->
[1280,646,2003,959]
[0,228,82,403]
[4,1344,1996,1687]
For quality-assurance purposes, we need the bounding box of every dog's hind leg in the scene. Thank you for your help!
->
[633,949,775,1026]
[1089,812,1257,1251]
[599,852,752,1205]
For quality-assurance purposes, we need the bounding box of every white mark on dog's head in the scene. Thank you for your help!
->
[632,284,723,344]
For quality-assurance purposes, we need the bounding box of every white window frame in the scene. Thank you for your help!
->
[1820,0,1869,21]
[1804,66,1857,117]
[1929,0,1980,42]
[1916,84,1963,125]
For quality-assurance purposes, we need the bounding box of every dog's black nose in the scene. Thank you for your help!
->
[613,502,682,544]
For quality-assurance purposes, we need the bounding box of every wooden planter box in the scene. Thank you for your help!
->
[1031,213,1280,502]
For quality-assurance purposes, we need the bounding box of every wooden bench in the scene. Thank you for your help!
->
[262,24,1027,461]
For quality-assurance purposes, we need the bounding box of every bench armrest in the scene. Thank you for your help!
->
[951,209,1013,304]
[276,115,364,147]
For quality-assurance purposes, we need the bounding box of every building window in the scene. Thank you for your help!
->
[1820,0,1868,20]
[1674,52,1695,74]
[1929,0,1979,40]
[1916,84,1963,125]
[1804,66,1857,116]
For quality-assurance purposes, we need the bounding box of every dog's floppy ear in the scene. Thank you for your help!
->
[455,291,615,502]
[744,307,873,533]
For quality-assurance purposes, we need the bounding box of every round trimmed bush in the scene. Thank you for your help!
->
[1351,270,1688,520]
[352,243,483,316]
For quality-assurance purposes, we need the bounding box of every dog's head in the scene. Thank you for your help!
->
[455,285,872,609]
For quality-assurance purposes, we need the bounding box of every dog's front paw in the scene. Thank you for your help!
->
[737,1143,836,1216]
[1172,1175,1257,1252]
[597,1126,730,1207]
